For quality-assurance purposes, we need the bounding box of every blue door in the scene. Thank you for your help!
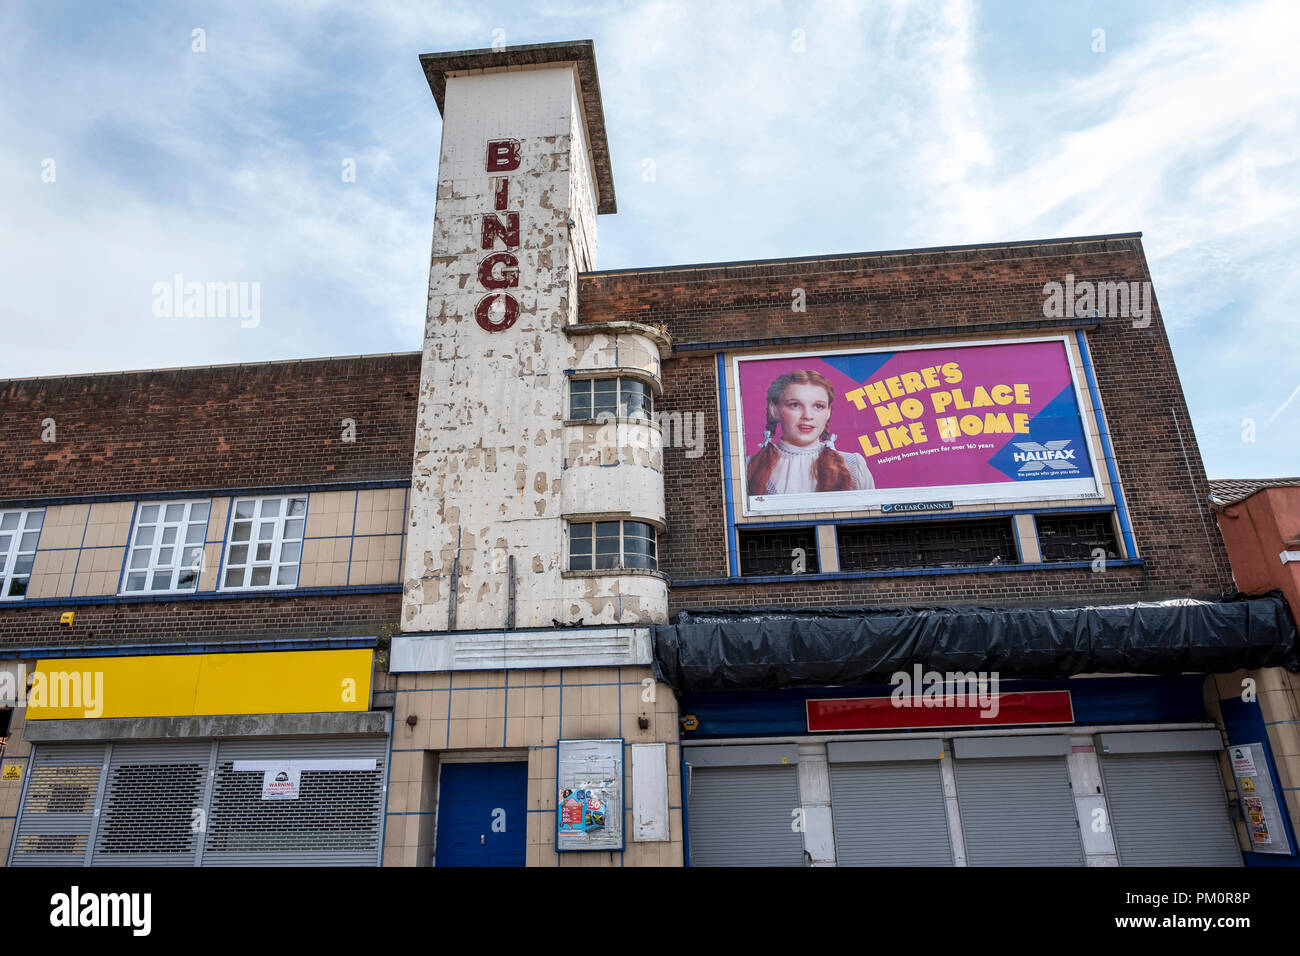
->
[435,762,528,867]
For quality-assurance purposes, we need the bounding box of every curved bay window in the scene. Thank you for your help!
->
[569,377,655,421]
[569,520,658,571]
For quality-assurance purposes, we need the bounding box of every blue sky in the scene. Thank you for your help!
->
[1,0,1296,479]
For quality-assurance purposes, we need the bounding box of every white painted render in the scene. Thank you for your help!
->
[403,63,668,634]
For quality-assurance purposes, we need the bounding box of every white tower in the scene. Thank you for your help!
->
[402,42,670,641]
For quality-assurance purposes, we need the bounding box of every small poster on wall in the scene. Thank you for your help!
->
[556,738,623,852]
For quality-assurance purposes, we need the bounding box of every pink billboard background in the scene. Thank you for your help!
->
[736,340,1094,497]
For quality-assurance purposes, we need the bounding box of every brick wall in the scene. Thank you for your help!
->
[0,354,421,500]
[0,592,400,649]
[580,235,1234,609]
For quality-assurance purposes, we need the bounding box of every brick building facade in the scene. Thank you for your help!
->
[1,40,1295,867]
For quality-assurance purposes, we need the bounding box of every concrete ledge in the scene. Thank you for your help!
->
[23,711,390,743]
[391,627,652,673]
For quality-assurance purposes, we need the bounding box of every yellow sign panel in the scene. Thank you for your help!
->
[2,765,21,781]
[26,649,372,720]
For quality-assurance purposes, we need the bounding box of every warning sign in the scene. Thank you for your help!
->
[2,764,21,781]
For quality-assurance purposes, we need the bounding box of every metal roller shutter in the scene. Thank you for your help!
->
[203,737,387,866]
[687,765,804,866]
[93,741,212,866]
[955,756,1085,866]
[1101,753,1242,866]
[8,743,106,867]
[830,761,954,866]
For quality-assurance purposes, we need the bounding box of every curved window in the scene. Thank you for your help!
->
[569,520,657,571]
[569,377,654,421]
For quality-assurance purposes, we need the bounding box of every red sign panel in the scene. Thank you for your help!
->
[806,690,1074,733]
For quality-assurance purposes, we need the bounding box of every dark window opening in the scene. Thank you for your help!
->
[837,518,1017,572]
[738,527,819,576]
[1035,513,1120,562]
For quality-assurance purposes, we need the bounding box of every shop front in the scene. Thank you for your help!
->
[7,644,388,867]
[659,598,1299,867]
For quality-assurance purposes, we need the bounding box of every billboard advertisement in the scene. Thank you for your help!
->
[734,337,1101,514]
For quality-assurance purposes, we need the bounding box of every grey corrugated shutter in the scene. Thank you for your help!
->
[9,743,107,867]
[203,737,387,866]
[1101,753,1242,866]
[830,761,954,866]
[955,756,1084,866]
[687,765,803,866]
[93,741,212,866]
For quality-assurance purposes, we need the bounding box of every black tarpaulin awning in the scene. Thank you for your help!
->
[651,592,1300,694]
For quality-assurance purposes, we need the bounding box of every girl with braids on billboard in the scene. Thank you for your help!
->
[746,370,875,495]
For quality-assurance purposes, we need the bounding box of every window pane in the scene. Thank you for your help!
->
[232,522,251,542]
[24,511,43,530]
[177,569,198,589]
[126,573,147,592]
[19,532,39,552]
[570,523,592,541]
[7,578,27,597]
[139,505,159,523]
[260,499,282,518]
[228,545,248,565]
[185,524,205,544]
[570,384,592,419]
[280,543,302,564]
[161,526,177,545]
[0,534,10,553]
[620,380,651,419]
[569,554,592,571]
[287,498,306,516]
[0,513,19,531]
[135,526,155,546]
[190,502,210,521]
[623,537,652,556]
[164,504,184,522]
[625,551,656,570]
[234,501,255,519]
[283,519,304,540]
[595,552,619,570]
[276,565,297,586]
[129,550,149,570]
[251,566,271,587]
[595,521,620,538]
[13,555,34,575]
[181,546,202,569]
[157,547,174,565]
[256,543,272,562]
[257,521,275,541]
[223,568,243,589]
[149,570,172,591]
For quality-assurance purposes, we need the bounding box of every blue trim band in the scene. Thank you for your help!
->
[0,635,379,659]
[672,557,1146,587]
[1075,329,1137,557]
[716,352,739,577]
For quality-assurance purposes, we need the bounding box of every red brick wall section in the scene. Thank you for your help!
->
[581,236,1235,608]
[0,354,421,500]
[0,593,400,650]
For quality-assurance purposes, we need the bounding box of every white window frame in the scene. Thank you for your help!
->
[219,495,308,591]
[0,508,44,601]
[568,519,658,572]
[120,499,212,595]
[569,377,655,421]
